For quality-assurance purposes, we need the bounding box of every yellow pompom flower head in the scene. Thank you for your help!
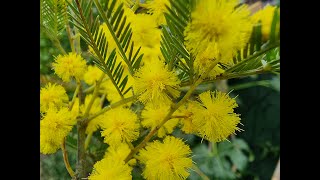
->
[40,107,76,154]
[144,0,170,26]
[184,0,253,77]
[83,65,104,85]
[141,103,179,138]
[139,136,193,180]
[104,143,137,166]
[88,157,132,180]
[100,107,140,145]
[52,52,87,82]
[192,90,242,142]
[133,60,180,105]
[40,83,69,113]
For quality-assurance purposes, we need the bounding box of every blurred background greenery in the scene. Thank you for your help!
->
[40,0,279,179]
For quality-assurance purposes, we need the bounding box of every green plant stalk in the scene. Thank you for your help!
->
[228,80,273,91]
[84,132,93,150]
[61,138,75,178]
[181,68,267,87]
[81,95,138,126]
[69,84,81,110]
[210,142,218,157]
[53,38,67,54]
[124,61,220,163]
[192,164,210,180]
[76,121,87,179]
[66,23,75,52]
[75,82,87,179]
[93,0,134,75]
[83,74,105,117]
[83,77,109,94]
[76,73,105,176]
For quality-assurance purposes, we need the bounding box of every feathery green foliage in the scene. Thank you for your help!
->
[94,0,144,73]
[67,0,130,98]
[40,0,68,41]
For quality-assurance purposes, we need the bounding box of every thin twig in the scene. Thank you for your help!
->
[192,164,210,180]
[61,138,75,178]
[80,95,138,126]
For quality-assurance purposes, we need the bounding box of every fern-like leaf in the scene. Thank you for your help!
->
[40,0,68,40]
[160,0,194,82]
[93,0,144,74]
[67,0,131,98]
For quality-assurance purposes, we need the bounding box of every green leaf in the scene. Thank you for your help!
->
[93,0,143,73]
[160,0,193,80]
[40,0,68,40]
[190,138,253,180]
[67,0,131,98]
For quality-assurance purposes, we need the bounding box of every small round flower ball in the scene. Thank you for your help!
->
[40,83,69,113]
[192,90,242,142]
[40,107,76,154]
[83,65,104,85]
[52,52,87,82]
[131,13,162,48]
[184,0,253,77]
[141,103,179,138]
[139,136,192,180]
[100,107,140,145]
[133,59,180,105]
[88,157,132,180]
[104,143,136,166]
[144,0,170,26]
[251,4,280,41]
[177,103,198,134]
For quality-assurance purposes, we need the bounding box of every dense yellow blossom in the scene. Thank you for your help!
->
[140,46,163,64]
[141,103,179,138]
[84,65,104,85]
[131,13,162,48]
[139,136,192,180]
[88,157,132,180]
[52,52,87,82]
[100,107,139,145]
[252,4,280,40]
[130,13,163,63]
[40,107,76,154]
[192,90,241,142]
[193,43,226,78]
[40,83,68,113]
[133,60,180,105]
[104,143,136,166]
[177,103,197,134]
[184,0,252,77]
[144,0,170,26]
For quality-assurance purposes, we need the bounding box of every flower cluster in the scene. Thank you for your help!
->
[40,0,279,179]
